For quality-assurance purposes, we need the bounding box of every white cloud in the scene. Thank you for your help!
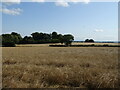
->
[55,1,69,7]
[84,0,90,4]
[54,0,90,7]
[70,0,90,4]
[2,0,21,4]
[3,2,20,6]
[1,0,91,13]
[32,0,45,3]
[70,0,79,3]
[1,0,22,15]
[95,29,104,32]
[0,8,22,15]
[1,0,91,7]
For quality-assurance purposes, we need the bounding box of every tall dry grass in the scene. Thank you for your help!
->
[2,46,119,88]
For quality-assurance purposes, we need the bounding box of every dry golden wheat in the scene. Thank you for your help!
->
[2,45,119,88]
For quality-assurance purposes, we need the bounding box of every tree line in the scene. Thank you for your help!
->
[1,32,74,47]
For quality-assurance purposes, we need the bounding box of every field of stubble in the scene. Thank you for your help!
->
[2,46,119,88]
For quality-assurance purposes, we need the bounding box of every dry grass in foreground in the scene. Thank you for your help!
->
[2,46,119,88]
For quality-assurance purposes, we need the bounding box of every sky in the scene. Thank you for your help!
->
[1,1,118,41]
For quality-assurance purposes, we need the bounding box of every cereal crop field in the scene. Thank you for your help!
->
[2,44,119,88]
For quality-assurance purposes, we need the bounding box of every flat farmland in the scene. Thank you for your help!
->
[16,42,119,47]
[2,46,119,88]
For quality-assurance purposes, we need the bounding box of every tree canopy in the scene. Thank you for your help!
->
[85,39,94,43]
[62,34,74,46]
[1,31,74,47]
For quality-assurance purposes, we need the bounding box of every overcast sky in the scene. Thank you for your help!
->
[1,1,118,41]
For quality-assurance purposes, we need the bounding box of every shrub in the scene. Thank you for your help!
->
[2,41,16,47]
[85,39,94,43]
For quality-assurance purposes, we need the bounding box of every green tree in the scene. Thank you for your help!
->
[43,33,51,40]
[85,39,89,42]
[62,34,74,46]
[2,34,16,47]
[85,39,94,43]
[89,39,94,42]
[31,32,40,41]
[52,32,58,39]
[11,32,22,43]
[0,35,2,46]
[58,34,64,44]
[21,36,34,44]
[31,32,52,43]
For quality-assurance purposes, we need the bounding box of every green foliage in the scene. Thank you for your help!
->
[62,34,74,46]
[2,34,16,47]
[52,32,58,39]
[31,32,42,41]
[51,39,60,43]
[31,32,51,43]
[1,31,74,45]
[20,36,35,44]
[85,39,94,43]
[85,39,89,42]
[58,34,64,44]
[31,31,71,44]
[0,35,2,46]
[3,41,15,47]
[11,32,22,43]
[2,32,22,47]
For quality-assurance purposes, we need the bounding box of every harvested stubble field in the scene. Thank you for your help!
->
[2,44,119,88]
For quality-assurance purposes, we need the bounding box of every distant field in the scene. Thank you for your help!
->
[16,44,50,47]
[16,42,119,47]
[2,45,119,88]
[72,42,119,45]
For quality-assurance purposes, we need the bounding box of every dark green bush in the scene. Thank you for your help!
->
[2,41,16,47]
[85,39,94,43]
